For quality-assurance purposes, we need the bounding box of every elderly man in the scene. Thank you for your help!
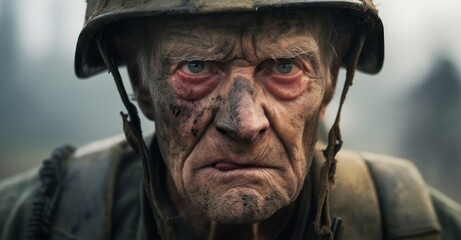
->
[1,0,460,240]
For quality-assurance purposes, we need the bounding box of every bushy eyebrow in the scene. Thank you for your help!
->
[161,30,236,62]
[163,49,216,62]
[160,30,321,73]
[268,44,321,74]
[163,47,226,62]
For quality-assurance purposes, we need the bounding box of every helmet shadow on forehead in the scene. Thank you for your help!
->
[108,8,358,70]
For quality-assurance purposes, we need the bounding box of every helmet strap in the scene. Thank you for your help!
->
[95,33,148,157]
[96,33,177,239]
[314,28,367,240]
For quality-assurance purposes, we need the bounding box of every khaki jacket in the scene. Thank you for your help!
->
[1,134,460,240]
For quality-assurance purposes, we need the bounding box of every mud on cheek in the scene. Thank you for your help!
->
[151,79,195,158]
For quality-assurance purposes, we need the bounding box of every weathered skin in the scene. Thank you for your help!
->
[123,11,342,239]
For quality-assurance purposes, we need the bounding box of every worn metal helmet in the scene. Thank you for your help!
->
[75,0,384,79]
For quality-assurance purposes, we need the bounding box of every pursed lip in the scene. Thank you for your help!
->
[213,161,256,171]
[205,158,278,172]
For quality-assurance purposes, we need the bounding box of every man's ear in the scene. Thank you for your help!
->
[127,61,156,121]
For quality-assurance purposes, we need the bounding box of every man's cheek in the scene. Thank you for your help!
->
[151,88,192,153]
[153,93,214,161]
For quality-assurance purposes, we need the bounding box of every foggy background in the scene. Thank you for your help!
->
[1,0,460,202]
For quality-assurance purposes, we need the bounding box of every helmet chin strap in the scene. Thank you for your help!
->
[95,33,150,182]
[96,33,178,240]
[314,29,367,240]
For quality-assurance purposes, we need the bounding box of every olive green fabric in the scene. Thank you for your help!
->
[430,187,461,240]
[316,143,441,240]
[0,169,39,240]
[364,153,441,239]
[0,135,460,239]
[324,147,383,238]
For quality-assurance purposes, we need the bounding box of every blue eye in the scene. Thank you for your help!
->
[271,61,299,75]
[186,61,205,74]
[277,63,293,74]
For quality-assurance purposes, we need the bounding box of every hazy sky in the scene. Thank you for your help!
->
[378,0,461,90]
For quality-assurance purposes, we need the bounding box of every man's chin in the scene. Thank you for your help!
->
[191,187,285,224]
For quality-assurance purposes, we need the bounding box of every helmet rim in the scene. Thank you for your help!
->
[74,0,384,78]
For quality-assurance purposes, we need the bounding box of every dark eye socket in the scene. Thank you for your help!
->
[186,60,205,74]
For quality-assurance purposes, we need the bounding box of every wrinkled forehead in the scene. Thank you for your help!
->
[138,11,330,61]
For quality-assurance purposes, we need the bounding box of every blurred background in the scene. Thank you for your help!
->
[0,0,460,202]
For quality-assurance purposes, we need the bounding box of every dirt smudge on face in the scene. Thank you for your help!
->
[193,109,204,125]
[241,194,256,207]
[214,77,256,134]
[190,105,207,136]
[169,103,181,117]
[189,93,229,136]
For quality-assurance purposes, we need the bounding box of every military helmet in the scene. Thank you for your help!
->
[75,0,384,78]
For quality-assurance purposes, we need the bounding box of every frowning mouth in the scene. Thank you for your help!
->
[211,160,275,172]
[214,162,248,171]
[197,159,280,183]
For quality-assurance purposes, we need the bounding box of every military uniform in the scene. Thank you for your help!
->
[1,134,460,240]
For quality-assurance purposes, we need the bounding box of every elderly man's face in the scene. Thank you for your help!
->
[131,12,335,223]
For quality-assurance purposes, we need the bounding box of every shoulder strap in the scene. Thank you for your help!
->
[364,153,441,240]
[315,143,442,240]
[315,143,383,240]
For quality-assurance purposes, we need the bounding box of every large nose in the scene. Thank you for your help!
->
[214,79,269,144]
